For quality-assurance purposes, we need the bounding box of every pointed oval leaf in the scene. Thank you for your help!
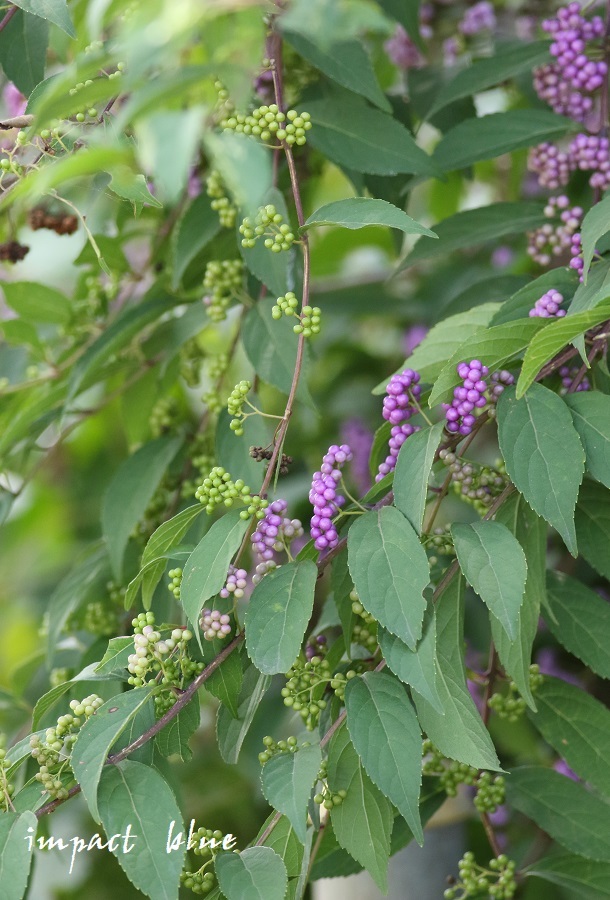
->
[181,510,250,640]
[216,661,270,764]
[0,811,37,900]
[393,421,445,533]
[302,198,435,237]
[581,194,610,281]
[345,670,423,844]
[12,0,74,36]
[245,560,318,674]
[490,267,577,326]
[452,520,527,641]
[261,743,322,841]
[379,605,443,713]
[497,384,584,555]
[506,766,610,862]
[526,852,610,899]
[565,392,610,489]
[347,506,429,649]
[71,686,156,823]
[97,760,184,900]
[215,846,287,900]
[575,479,610,580]
[545,571,610,679]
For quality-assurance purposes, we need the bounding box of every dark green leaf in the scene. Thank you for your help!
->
[398,202,545,268]
[393,422,444,534]
[156,695,201,761]
[525,852,610,899]
[345,670,423,843]
[171,194,221,288]
[530,677,610,798]
[204,131,272,219]
[429,42,551,116]
[46,544,107,663]
[327,724,393,890]
[347,506,429,649]
[379,604,442,712]
[245,560,318,674]
[0,811,37,900]
[0,10,48,96]
[181,511,250,642]
[1,282,71,325]
[303,198,435,237]
[545,571,610,680]
[205,645,244,717]
[575,479,610,579]
[497,384,584,555]
[581,194,610,281]
[377,0,423,48]
[452,521,527,641]
[261,744,321,841]
[306,89,438,176]
[284,31,390,110]
[101,436,182,581]
[94,637,134,676]
[506,766,610,862]
[97,760,184,900]
[216,404,272,493]
[72,686,155,823]
[216,660,270,764]
[215,847,287,900]
[12,0,74,36]
[565,392,610,489]
[413,574,501,770]
[331,549,355,652]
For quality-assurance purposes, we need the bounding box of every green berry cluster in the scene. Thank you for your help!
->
[239,205,295,252]
[203,259,243,322]
[227,380,251,435]
[180,869,216,896]
[221,103,312,146]
[422,741,476,796]
[444,852,517,900]
[328,668,357,702]
[168,568,182,599]
[473,772,506,814]
[272,292,299,319]
[281,655,333,730]
[180,825,228,895]
[81,600,120,637]
[314,787,348,810]
[127,611,193,687]
[293,305,321,337]
[49,667,73,688]
[206,169,236,229]
[258,734,301,764]
[150,398,179,438]
[181,436,215,499]
[195,466,268,519]
[425,525,455,563]
[0,736,14,812]
[440,451,508,515]
[350,589,378,651]
[30,695,104,800]
[488,665,543,722]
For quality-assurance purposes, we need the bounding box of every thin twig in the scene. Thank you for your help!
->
[0,4,17,35]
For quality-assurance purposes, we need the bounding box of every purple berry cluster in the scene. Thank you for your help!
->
[384,25,424,69]
[559,365,590,393]
[489,370,515,399]
[376,369,421,482]
[529,289,566,318]
[444,360,489,436]
[533,63,593,122]
[528,142,572,189]
[251,499,303,560]
[220,565,248,599]
[459,1,496,36]
[543,4,606,94]
[570,133,610,192]
[526,195,582,267]
[569,231,584,280]
[309,444,353,551]
[305,634,327,661]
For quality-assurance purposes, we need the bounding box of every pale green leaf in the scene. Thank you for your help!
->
[216,661,270,764]
[302,198,435,237]
[0,811,37,900]
[215,847,287,900]
[565,392,610,489]
[393,422,444,533]
[379,604,442,712]
[261,744,321,841]
[545,571,610,680]
[1,282,71,325]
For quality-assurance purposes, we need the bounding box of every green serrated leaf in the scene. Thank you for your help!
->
[379,603,442,712]
[97,760,184,900]
[216,846,287,900]
[216,660,270,764]
[529,677,610,799]
[0,811,37,900]
[102,436,182,581]
[245,560,318,674]
[393,422,445,533]
[0,9,48,96]
[581,194,610,281]
[545,571,610,679]
[506,766,610,862]
[327,723,392,891]
[156,695,201,761]
[347,506,429,649]
[345,670,423,843]
[413,574,501,770]
[181,511,250,645]
[72,686,156,823]
[12,0,74,36]
[497,384,584,555]
[205,643,244,717]
[261,744,321,841]
[564,392,610,489]
[525,852,610,899]
[46,544,107,664]
[452,521,527,641]
[575,479,610,580]
[302,198,435,237]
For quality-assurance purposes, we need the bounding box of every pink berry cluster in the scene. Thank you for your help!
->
[569,232,584,280]
[528,143,572,189]
[459,1,496,36]
[251,499,303,561]
[533,63,592,122]
[570,133,610,192]
[309,444,353,551]
[526,195,582,267]
[200,608,232,641]
[376,369,422,482]
[384,5,433,70]
[445,360,489,436]
[489,370,515,399]
[529,289,566,318]
[543,4,606,94]
[220,565,248,599]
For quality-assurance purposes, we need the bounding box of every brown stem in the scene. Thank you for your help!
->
[306,822,326,879]
[481,812,503,858]
[0,5,17,34]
